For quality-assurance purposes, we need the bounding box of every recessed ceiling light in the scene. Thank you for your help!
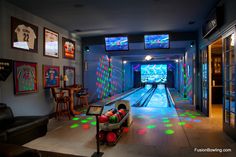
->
[123,60,127,64]
[145,55,152,61]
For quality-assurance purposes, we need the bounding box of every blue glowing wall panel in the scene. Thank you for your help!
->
[141,64,167,83]
[105,37,128,51]
[144,34,169,49]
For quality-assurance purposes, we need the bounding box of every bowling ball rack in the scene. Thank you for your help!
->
[99,109,129,146]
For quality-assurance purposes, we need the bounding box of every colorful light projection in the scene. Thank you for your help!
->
[146,125,157,129]
[132,64,141,71]
[96,55,110,100]
[70,124,79,129]
[183,63,187,98]
[96,55,118,100]
[165,129,175,135]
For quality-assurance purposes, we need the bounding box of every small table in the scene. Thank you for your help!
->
[63,87,81,115]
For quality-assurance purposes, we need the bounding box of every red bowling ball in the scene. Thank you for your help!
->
[98,115,109,123]
[106,132,117,143]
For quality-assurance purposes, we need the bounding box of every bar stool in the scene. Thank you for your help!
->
[51,87,71,120]
[79,94,89,107]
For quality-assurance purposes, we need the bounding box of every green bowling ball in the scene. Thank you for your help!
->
[109,115,118,123]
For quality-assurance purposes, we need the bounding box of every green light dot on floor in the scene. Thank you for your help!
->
[190,115,196,118]
[86,117,93,120]
[146,125,156,129]
[81,120,88,124]
[72,117,79,121]
[165,124,173,127]
[165,129,175,135]
[178,122,186,126]
[162,119,170,123]
[179,114,185,117]
[91,121,96,126]
[70,124,79,129]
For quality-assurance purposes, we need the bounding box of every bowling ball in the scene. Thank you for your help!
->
[99,130,106,141]
[106,132,117,143]
[105,111,113,117]
[98,115,109,123]
[118,109,126,117]
[115,113,121,122]
[109,115,118,123]
[111,108,118,114]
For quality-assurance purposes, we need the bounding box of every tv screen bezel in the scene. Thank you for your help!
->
[144,34,170,50]
[104,36,129,52]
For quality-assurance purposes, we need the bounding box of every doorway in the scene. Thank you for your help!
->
[209,38,223,122]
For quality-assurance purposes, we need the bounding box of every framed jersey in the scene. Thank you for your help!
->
[62,37,76,60]
[11,17,38,52]
[44,28,59,58]
[43,65,60,88]
[63,66,75,87]
[13,61,38,95]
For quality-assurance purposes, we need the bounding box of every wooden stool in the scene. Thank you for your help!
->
[79,94,89,107]
[51,88,71,120]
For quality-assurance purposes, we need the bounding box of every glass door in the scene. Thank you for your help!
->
[223,32,236,140]
[201,48,209,116]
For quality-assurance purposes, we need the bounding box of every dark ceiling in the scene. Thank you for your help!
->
[5,0,219,62]
[6,0,219,36]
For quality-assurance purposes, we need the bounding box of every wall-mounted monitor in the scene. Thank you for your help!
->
[105,36,129,51]
[141,64,167,83]
[144,34,169,49]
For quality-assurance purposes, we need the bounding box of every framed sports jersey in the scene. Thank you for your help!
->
[43,65,60,88]
[13,61,38,95]
[62,37,76,60]
[63,66,75,87]
[44,28,59,58]
[11,17,38,52]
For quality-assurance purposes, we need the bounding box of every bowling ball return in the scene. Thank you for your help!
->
[99,108,129,146]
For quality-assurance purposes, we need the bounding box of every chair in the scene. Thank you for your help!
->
[51,87,71,120]
[76,88,89,107]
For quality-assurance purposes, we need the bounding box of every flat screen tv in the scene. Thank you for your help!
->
[141,64,167,83]
[105,36,129,51]
[144,34,169,49]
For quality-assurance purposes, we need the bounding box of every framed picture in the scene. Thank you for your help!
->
[63,66,75,87]
[14,61,37,95]
[11,17,38,52]
[44,28,59,58]
[62,37,76,60]
[0,58,13,81]
[43,65,60,88]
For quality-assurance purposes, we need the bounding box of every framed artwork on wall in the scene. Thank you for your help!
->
[43,65,60,88]
[62,37,75,60]
[63,66,75,87]
[11,17,38,52]
[14,61,37,95]
[44,28,59,58]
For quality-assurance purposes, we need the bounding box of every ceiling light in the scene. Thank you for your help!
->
[84,46,90,53]
[145,55,152,61]
[123,60,127,64]
[175,59,179,63]
[190,41,194,48]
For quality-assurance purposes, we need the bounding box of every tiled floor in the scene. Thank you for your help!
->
[24,90,236,157]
